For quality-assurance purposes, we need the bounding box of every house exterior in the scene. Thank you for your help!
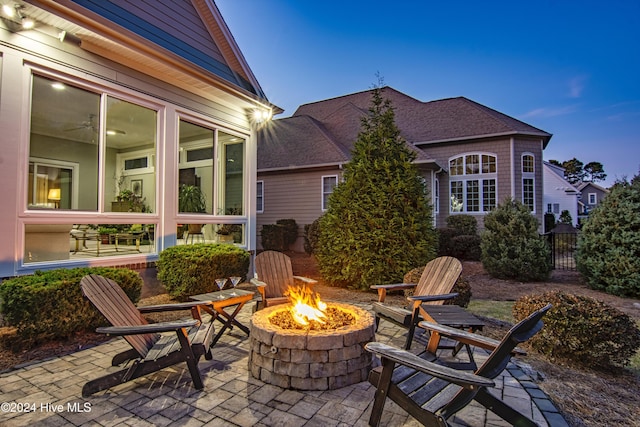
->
[257,87,552,251]
[576,181,609,222]
[542,161,579,228]
[0,0,276,278]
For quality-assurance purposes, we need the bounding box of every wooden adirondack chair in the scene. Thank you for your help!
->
[80,274,216,397]
[371,256,463,349]
[366,304,552,427]
[250,250,317,310]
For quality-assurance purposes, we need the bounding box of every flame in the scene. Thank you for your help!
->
[286,285,328,326]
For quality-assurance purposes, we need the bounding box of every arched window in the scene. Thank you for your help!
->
[522,153,535,212]
[449,153,497,213]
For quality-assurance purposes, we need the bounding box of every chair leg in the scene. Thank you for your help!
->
[369,358,395,427]
[176,328,204,390]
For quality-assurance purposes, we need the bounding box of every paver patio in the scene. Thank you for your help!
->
[0,300,568,426]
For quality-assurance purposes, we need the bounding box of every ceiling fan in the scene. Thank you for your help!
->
[64,114,126,135]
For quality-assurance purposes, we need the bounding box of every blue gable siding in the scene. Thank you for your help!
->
[71,0,258,95]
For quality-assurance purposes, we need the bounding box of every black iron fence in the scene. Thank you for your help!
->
[544,232,579,271]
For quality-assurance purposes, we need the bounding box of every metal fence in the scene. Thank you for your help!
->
[544,232,579,271]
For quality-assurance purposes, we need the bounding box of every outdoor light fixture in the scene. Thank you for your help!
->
[2,3,35,30]
[252,108,272,123]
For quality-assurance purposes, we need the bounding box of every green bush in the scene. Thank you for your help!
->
[480,197,551,281]
[0,267,142,342]
[513,291,640,369]
[446,214,477,235]
[157,244,250,300]
[276,219,298,248]
[577,174,640,298]
[260,224,285,251]
[438,216,480,261]
[449,235,482,261]
[403,266,471,308]
[304,217,322,255]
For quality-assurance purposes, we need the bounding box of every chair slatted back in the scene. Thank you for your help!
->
[81,274,158,357]
[414,256,463,305]
[254,251,296,298]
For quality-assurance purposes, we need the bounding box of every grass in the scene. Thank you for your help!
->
[467,300,514,323]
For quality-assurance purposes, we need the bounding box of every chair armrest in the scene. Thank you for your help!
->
[293,276,318,285]
[370,283,417,291]
[418,321,527,355]
[138,301,211,313]
[96,319,200,335]
[250,278,266,288]
[370,283,417,302]
[407,292,458,302]
[365,342,494,389]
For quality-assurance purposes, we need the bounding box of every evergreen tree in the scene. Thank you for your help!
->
[316,86,437,290]
[577,171,640,297]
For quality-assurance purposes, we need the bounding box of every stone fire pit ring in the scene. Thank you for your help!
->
[249,302,375,390]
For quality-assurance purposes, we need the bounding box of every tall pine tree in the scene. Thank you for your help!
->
[316,86,437,290]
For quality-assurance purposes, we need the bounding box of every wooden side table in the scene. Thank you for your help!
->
[190,288,254,346]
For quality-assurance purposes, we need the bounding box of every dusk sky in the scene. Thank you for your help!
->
[217,1,640,187]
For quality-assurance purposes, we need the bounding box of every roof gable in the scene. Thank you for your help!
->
[56,0,265,98]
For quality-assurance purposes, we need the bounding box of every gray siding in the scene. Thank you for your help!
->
[257,168,342,250]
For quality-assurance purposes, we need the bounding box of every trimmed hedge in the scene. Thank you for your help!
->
[0,267,142,342]
[513,291,640,369]
[157,244,250,300]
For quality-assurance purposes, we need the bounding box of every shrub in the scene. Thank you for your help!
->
[260,224,285,251]
[449,235,482,261]
[446,214,477,235]
[480,197,551,281]
[276,219,298,248]
[403,266,471,308]
[0,267,142,342]
[513,291,640,369]
[577,174,640,297]
[304,217,322,255]
[157,244,250,300]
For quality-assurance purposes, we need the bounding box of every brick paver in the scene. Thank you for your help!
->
[0,301,565,426]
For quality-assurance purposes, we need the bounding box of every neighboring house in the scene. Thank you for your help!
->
[542,161,579,229]
[576,182,610,221]
[257,87,552,251]
[0,0,277,278]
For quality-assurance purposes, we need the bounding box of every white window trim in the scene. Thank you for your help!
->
[117,149,155,176]
[321,175,338,211]
[448,152,497,213]
[588,193,597,204]
[434,178,439,214]
[28,157,80,209]
[256,180,264,213]
[178,139,214,169]
[521,153,535,212]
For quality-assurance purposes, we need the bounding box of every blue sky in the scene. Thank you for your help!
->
[217,0,640,187]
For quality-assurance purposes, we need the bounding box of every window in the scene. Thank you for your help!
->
[29,75,158,213]
[587,193,597,205]
[522,153,535,211]
[178,120,246,216]
[449,153,497,213]
[256,181,264,213]
[322,175,337,211]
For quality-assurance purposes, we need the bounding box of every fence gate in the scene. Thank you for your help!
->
[545,232,578,271]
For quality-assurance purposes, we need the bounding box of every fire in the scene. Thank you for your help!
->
[286,285,328,326]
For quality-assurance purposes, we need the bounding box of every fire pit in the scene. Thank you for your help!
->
[249,286,375,390]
